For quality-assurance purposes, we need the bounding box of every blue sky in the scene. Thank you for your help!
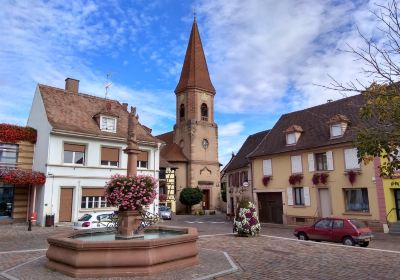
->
[0,0,387,165]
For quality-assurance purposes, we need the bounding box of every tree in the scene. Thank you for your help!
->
[327,1,400,178]
[179,187,203,214]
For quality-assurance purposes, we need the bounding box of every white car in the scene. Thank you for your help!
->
[73,211,114,230]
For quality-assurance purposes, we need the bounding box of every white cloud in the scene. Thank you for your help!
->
[219,121,244,137]
[198,0,387,114]
[0,0,174,130]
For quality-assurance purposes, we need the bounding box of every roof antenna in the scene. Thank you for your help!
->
[105,72,112,99]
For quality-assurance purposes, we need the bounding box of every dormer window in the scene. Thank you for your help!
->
[328,114,349,139]
[284,125,303,146]
[287,133,296,145]
[330,124,343,137]
[100,116,117,133]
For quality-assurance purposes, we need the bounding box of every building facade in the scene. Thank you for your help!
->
[0,124,45,223]
[249,95,387,231]
[224,130,269,217]
[157,19,221,213]
[27,79,162,225]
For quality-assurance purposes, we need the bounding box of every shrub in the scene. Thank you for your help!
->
[179,187,203,214]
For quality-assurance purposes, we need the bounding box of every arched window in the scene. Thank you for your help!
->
[180,104,185,120]
[201,103,208,121]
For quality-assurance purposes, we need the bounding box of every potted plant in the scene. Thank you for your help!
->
[289,174,303,185]
[312,173,320,185]
[262,176,271,186]
[233,200,260,237]
[346,170,357,185]
[159,193,167,202]
[320,173,329,185]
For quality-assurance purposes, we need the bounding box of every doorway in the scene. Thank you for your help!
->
[257,192,283,224]
[318,188,332,218]
[0,185,14,218]
[59,188,73,222]
[395,189,400,221]
[202,189,210,210]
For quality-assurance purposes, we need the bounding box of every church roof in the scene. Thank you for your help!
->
[156,131,188,162]
[175,20,215,94]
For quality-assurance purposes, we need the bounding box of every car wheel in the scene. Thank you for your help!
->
[298,232,308,240]
[342,236,355,246]
[359,241,369,247]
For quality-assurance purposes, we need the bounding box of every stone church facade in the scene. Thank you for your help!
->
[157,19,220,213]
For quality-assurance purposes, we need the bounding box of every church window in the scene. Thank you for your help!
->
[201,103,208,121]
[180,104,185,120]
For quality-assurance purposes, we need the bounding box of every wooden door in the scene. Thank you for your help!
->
[318,188,332,218]
[258,192,283,224]
[395,189,400,221]
[202,189,210,210]
[59,188,73,222]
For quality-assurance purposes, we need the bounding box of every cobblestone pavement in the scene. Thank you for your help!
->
[1,216,400,279]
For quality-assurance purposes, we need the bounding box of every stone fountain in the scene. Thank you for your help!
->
[46,107,199,278]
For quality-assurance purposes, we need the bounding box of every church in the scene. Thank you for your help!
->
[157,18,221,213]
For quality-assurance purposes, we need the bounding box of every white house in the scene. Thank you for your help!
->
[27,78,162,226]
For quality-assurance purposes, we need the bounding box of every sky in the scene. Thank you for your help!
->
[0,0,388,166]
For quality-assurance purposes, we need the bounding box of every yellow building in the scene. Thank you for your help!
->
[249,95,386,232]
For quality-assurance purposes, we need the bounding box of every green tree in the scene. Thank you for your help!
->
[327,1,400,178]
[179,187,203,214]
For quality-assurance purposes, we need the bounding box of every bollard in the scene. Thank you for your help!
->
[28,219,32,231]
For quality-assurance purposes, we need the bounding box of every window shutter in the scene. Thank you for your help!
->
[287,187,293,206]
[82,188,105,197]
[64,143,85,152]
[137,150,148,161]
[291,155,302,174]
[101,147,119,161]
[308,153,315,172]
[263,159,272,176]
[326,151,334,170]
[344,148,360,169]
[304,187,311,206]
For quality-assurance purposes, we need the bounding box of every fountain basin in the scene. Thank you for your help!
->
[46,226,199,278]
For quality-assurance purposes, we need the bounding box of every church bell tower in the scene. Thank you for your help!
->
[173,18,220,210]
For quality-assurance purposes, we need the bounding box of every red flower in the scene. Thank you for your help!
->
[289,174,303,185]
[312,174,320,185]
[0,168,46,185]
[159,193,167,202]
[0,124,37,143]
[262,176,271,186]
[320,173,329,185]
[347,170,357,185]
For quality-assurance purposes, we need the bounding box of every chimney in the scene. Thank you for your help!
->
[122,103,128,111]
[65,78,79,93]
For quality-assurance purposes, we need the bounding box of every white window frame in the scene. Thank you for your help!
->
[330,123,343,138]
[0,144,18,168]
[137,160,148,169]
[286,133,296,145]
[344,148,360,170]
[263,159,272,176]
[100,116,117,133]
[81,196,107,209]
[63,150,85,165]
[291,155,302,174]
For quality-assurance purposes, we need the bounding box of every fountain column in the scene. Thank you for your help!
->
[116,107,143,239]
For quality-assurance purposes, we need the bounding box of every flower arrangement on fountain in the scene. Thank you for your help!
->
[234,201,261,237]
[105,174,158,211]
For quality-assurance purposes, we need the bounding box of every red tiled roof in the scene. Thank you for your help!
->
[175,20,215,94]
[38,84,161,144]
[156,131,188,162]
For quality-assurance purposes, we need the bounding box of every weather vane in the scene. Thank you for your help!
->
[105,72,112,99]
[193,7,197,21]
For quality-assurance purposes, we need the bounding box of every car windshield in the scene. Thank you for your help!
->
[159,206,170,211]
[78,214,92,221]
[350,219,367,229]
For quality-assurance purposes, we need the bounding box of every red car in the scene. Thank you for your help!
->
[293,217,373,247]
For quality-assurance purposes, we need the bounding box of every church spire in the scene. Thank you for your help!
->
[174,19,215,94]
